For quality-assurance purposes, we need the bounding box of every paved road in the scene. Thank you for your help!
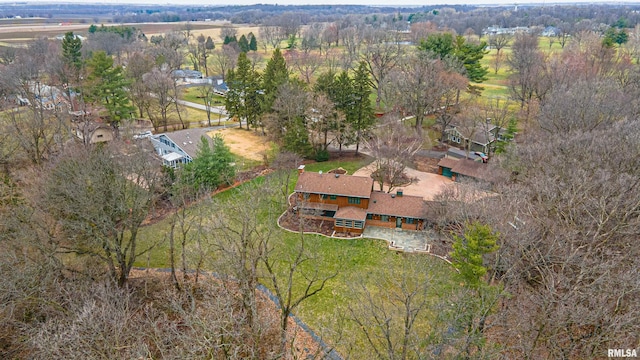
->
[416,149,446,159]
[177,99,228,115]
[176,99,241,127]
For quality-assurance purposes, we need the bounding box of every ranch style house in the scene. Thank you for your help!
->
[294,166,427,235]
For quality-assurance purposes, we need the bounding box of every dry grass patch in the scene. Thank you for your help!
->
[207,127,270,162]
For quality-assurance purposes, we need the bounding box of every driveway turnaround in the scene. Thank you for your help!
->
[352,164,454,201]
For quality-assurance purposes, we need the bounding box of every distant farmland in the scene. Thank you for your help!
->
[0,20,226,44]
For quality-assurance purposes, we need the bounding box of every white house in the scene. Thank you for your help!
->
[149,128,212,168]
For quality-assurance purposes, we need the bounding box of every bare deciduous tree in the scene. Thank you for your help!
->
[198,83,218,126]
[489,33,511,74]
[0,47,68,164]
[537,78,629,133]
[42,141,163,286]
[275,12,303,40]
[347,256,440,360]
[410,21,437,43]
[262,227,337,355]
[259,24,285,51]
[209,183,278,337]
[386,53,467,133]
[151,31,186,71]
[339,26,361,69]
[143,66,178,132]
[219,25,237,42]
[364,119,424,193]
[286,49,322,84]
[211,44,239,81]
[300,22,324,54]
[305,92,337,152]
[507,32,547,118]
[264,81,309,145]
[321,22,339,48]
[126,50,154,118]
[361,28,403,109]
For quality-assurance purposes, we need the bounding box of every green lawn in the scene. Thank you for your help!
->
[135,157,458,357]
[181,86,225,106]
[174,106,235,128]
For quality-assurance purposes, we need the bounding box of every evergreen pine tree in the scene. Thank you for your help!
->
[238,34,250,53]
[283,117,313,157]
[351,61,375,155]
[261,48,289,113]
[224,53,262,130]
[86,51,134,127]
[313,71,339,101]
[248,32,258,51]
[419,33,488,83]
[184,135,235,192]
[62,31,83,71]
[205,36,215,50]
[450,222,500,287]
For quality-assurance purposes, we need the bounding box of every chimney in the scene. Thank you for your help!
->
[297,165,305,174]
[397,189,403,197]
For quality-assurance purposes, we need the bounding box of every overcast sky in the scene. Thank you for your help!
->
[0,0,634,6]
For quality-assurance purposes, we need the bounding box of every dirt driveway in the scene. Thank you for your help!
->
[352,163,454,200]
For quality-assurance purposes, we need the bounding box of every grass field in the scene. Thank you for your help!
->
[135,156,457,357]
[181,87,225,106]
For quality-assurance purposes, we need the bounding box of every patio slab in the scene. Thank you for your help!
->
[363,226,439,253]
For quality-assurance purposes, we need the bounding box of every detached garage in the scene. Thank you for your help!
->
[437,158,459,179]
[437,158,491,183]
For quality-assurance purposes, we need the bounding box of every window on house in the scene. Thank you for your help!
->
[406,218,414,224]
[335,219,345,227]
[303,193,310,200]
[345,220,353,228]
[354,221,364,229]
[321,194,329,199]
[348,197,361,205]
[381,215,389,222]
[366,214,372,220]
[330,195,337,200]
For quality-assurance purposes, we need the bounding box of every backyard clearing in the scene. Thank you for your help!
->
[207,127,269,162]
[352,163,454,200]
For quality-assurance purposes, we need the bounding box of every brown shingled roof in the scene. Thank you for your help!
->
[334,206,368,221]
[295,172,374,198]
[367,191,427,219]
[451,159,486,179]
[437,157,459,169]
